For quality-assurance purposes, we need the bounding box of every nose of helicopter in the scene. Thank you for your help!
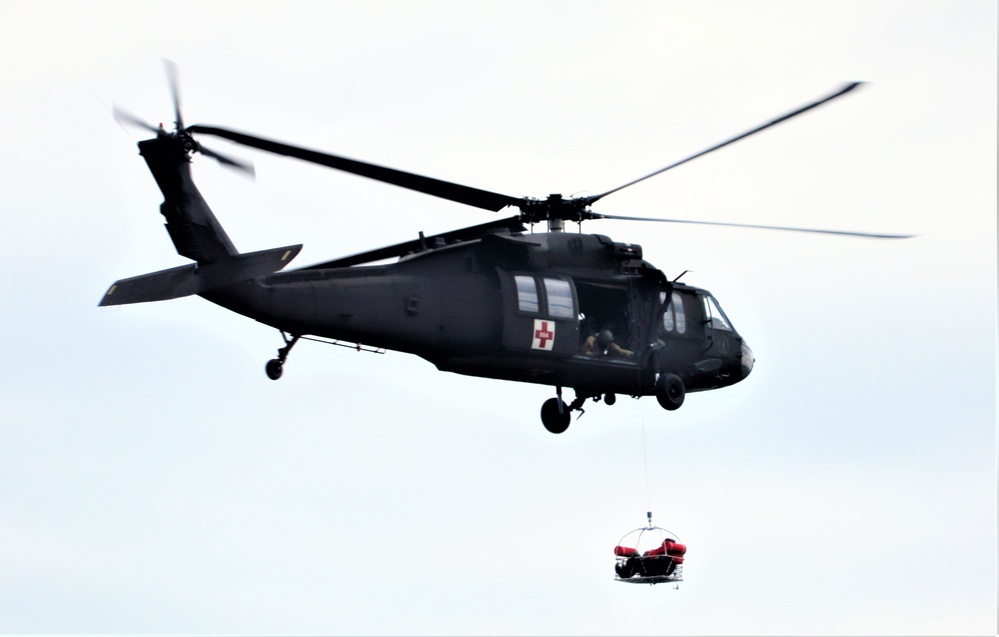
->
[740,341,755,379]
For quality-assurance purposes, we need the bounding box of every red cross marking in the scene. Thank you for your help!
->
[535,321,554,348]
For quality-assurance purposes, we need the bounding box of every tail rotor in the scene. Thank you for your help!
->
[113,60,254,177]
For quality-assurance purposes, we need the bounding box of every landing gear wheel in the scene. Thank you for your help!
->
[604,392,617,406]
[265,358,284,380]
[265,332,300,380]
[656,373,685,411]
[541,397,572,434]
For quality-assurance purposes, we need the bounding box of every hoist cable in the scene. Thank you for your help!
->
[642,420,652,524]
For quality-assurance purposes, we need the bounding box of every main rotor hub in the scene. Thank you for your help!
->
[518,193,593,228]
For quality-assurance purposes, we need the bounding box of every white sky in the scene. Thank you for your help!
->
[1,1,996,635]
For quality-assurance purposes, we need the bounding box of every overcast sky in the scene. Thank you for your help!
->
[1,1,996,635]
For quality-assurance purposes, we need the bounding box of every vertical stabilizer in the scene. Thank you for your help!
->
[139,135,238,263]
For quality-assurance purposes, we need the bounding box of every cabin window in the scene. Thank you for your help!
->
[705,295,732,331]
[660,291,687,334]
[544,278,574,319]
[515,275,539,313]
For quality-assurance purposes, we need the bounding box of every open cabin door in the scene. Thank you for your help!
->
[499,272,579,356]
[573,279,646,363]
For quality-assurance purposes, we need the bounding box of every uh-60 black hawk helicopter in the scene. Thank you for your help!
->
[103,70,910,433]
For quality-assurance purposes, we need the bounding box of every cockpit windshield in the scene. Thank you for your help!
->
[705,295,733,331]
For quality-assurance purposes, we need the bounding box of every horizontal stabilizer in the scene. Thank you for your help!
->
[100,244,302,306]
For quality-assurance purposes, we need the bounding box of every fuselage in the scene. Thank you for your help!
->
[203,229,753,398]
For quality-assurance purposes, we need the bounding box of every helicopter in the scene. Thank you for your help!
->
[102,67,911,433]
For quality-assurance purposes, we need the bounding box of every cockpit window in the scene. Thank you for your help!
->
[673,292,686,333]
[705,295,732,331]
[515,275,539,313]
[544,278,574,319]
[659,291,687,334]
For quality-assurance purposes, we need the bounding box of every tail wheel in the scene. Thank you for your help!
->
[655,373,685,411]
[265,359,284,380]
[265,332,299,380]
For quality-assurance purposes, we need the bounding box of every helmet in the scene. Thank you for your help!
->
[596,329,613,350]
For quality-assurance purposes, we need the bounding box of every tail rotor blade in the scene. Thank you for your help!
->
[113,105,160,135]
[198,144,256,177]
[164,58,184,132]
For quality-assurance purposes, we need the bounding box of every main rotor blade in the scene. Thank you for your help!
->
[588,82,864,204]
[188,125,523,213]
[591,212,915,239]
[302,216,525,269]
